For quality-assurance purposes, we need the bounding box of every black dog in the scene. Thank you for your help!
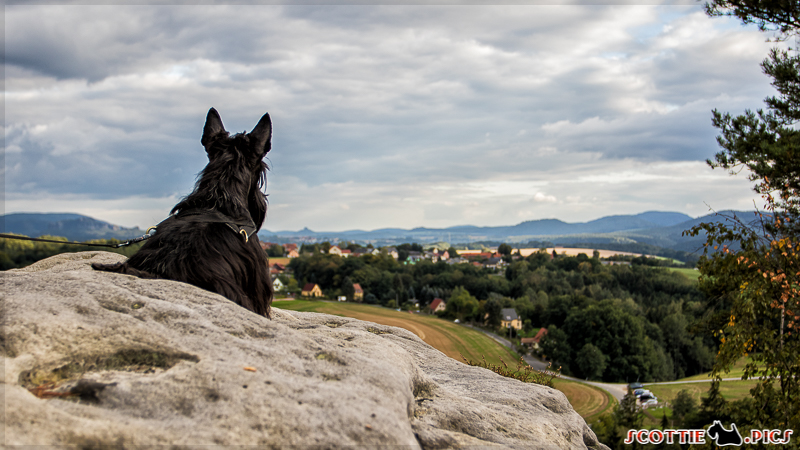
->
[93,108,273,317]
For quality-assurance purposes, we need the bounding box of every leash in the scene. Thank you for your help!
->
[0,209,257,249]
[0,228,156,249]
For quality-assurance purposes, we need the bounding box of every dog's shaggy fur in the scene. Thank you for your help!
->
[92,108,274,317]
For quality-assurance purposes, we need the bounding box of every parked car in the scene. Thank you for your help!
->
[641,398,658,408]
[629,382,644,390]
[635,389,652,398]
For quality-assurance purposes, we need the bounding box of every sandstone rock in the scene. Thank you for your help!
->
[2,252,607,449]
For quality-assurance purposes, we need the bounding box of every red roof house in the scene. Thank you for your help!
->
[429,298,446,313]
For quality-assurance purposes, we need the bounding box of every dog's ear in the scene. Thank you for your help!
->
[201,108,227,147]
[248,112,272,157]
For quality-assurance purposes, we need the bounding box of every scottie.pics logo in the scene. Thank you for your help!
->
[625,421,793,446]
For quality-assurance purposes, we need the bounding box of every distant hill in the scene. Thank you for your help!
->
[2,210,747,254]
[1,213,146,242]
[258,210,720,251]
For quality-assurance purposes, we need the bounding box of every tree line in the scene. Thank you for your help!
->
[288,249,714,383]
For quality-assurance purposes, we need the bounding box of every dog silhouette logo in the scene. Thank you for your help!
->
[707,420,743,446]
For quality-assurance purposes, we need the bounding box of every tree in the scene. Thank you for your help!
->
[705,0,800,36]
[686,0,800,435]
[484,297,502,328]
[341,276,355,302]
[670,389,697,427]
[398,249,409,262]
[575,343,607,380]
[497,243,513,256]
[540,325,571,370]
[267,244,285,257]
[613,389,644,449]
[445,286,479,321]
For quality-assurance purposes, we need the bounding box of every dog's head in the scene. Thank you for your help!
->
[199,108,271,229]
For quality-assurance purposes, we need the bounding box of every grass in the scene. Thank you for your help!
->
[647,380,757,407]
[553,378,616,422]
[274,299,608,418]
[642,406,674,427]
[667,267,701,281]
[678,356,757,381]
[641,357,759,424]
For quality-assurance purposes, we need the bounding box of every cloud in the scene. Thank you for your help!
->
[533,192,558,203]
[4,4,775,231]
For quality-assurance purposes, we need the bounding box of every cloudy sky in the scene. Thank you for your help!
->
[4,3,784,232]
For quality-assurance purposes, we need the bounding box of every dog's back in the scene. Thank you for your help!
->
[93,108,274,317]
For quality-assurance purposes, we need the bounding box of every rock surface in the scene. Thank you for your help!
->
[2,252,607,449]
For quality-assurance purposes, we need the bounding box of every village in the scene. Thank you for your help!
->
[260,241,651,354]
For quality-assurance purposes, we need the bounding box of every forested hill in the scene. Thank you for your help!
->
[1,213,146,242]
[288,250,715,383]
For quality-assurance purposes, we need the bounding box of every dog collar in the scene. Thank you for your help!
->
[172,209,258,243]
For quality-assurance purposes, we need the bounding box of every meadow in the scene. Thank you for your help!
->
[667,267,701,281]
[647,380,757,405]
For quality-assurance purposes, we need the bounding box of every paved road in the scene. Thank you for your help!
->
[461,324,744,404]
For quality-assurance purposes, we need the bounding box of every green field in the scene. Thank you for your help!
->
[647,380,757,407]
[643,356,760,418]
[678,356,757,381]
[667,267,701,281]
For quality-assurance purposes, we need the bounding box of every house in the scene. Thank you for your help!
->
[500,308,522,330]
[466,252,494,261]
[429,298,446,313]
[341,249,352,257]
[532,327,548,346]
[383,247,399,259]
[270,263,286,275]
[353,248,379,257]
[271,275,285,292]
[353,283,364,301]
[301,283,323,298]
[484,257,506,269]
[284,243,299,258]
[329,245,342,256]
[437,251,450,261]
[446,257,467,265]
[422,251,440,260]
[521,328,548,350]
